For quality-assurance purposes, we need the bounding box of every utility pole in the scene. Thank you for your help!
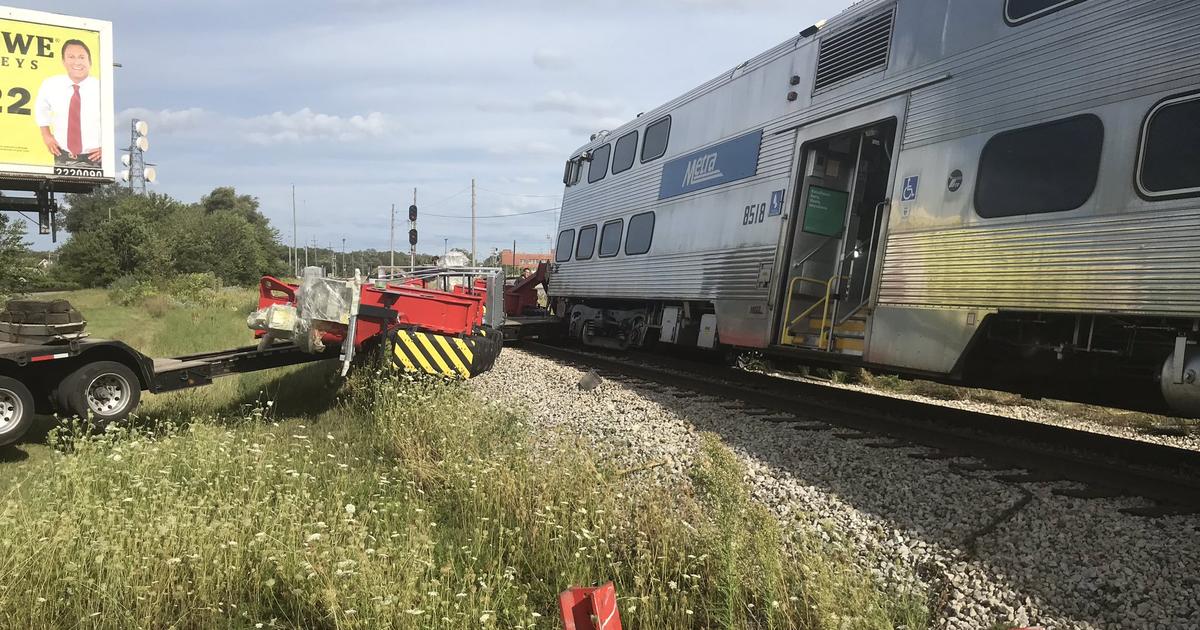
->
[443,237,448,259]
[512,239,517,275]
[470,178,477,266]
[291,185,297,277]
[328,241,334,275]
[341,237,346,276]
[389,203,395,270]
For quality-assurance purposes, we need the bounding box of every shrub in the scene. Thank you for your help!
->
[165,272,223,306]
[142,294,172,318]
[107,275,159,306]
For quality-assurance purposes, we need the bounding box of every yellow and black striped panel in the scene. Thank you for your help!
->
[388,327,502,379]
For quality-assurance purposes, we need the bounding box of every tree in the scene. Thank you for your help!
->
[162,207,284,285]
[0,214,30,298]
[199,187,270,227]
[62,185,183,234]
[54,185,287,288]
[56,215,164,287]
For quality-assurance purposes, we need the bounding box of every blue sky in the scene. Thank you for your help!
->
[17,0,851,256]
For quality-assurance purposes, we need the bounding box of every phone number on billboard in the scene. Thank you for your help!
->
[54,166,103,178]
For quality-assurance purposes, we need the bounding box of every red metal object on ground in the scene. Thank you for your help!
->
[257,274,488,349]
[504,262,548,317]
[559,582,621,630]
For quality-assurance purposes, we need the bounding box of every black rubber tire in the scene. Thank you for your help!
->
[0,376,36,447]
[57,361,142,428]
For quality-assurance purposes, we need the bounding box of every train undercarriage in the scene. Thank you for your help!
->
[550,294,1200,418]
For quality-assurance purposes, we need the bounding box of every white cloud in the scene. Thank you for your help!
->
[242,108,391,145]
[532,48,573,71]
[533,90,625,118]
[117,107,393,146]
[118,107,210,135]
[488,141,562,157]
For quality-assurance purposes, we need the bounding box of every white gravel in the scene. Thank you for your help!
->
[471,348,1200,630]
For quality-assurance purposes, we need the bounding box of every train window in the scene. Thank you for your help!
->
[641,116,671,163]
[576,225,597,260]
[975,114,1103,218]
[587,144,611,184]
[1137,93,1200,199]
[599,219,623,257]
[1005,0,1088,25]
[625,212,655,255]
[555,229,575,262]
[612,131,638,175]
[562,156,582,186]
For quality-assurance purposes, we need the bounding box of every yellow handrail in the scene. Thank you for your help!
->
[780,274,847,347]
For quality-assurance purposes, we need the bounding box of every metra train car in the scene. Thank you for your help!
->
[549,0,1200,416]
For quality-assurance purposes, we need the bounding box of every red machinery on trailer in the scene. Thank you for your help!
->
[0,267,504,447]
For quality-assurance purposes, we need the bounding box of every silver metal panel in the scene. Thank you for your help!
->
[903,0,1200,149]
[865,305,986,373]
[879,206,1200,315]
[698,314,718,349]
[660,306,681,343]
[554,245,776,301]
[714,300,771,348]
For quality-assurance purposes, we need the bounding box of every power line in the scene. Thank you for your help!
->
[417,185,471,212]
[477,187,562,199]
[419,206,560,219]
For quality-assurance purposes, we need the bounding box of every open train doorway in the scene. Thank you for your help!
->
[777,118,896,355]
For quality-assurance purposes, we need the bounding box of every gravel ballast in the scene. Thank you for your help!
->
[471,348,1200,630]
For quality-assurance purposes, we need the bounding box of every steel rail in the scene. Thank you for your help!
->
[518,341,1200,513]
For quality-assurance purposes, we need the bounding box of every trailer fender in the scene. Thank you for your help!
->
[387,326,502,379]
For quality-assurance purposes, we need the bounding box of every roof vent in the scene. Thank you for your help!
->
[813,5,895,93]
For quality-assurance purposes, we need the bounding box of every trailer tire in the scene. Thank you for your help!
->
[0,376,35,447]
[57,361,142,429]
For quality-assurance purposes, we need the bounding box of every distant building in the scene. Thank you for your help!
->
[441,249,471,267]
[499,249,552,268]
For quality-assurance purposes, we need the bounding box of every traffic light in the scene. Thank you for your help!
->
[409,229,418,246]
[408,204,418,222]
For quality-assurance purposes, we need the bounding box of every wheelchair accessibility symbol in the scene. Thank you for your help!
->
[901,176,919,202]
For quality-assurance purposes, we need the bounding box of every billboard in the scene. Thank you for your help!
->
[0,6,114,189]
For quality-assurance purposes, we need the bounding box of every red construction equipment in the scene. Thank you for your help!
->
[559,582,622,630]
[504,261,549,317]
[254,267,503,378]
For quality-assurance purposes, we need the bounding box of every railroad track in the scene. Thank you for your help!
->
[518,340,1200,517]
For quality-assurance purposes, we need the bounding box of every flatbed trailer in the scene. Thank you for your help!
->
[0,337,338,446]
[0,266,507,447]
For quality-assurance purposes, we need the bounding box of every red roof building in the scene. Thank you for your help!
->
[500,250,552,268]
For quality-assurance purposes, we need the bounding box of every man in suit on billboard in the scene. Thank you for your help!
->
[34,39,101,168]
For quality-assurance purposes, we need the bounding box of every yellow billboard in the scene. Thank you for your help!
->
[0,6,114,185]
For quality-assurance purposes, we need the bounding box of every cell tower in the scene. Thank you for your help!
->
[120,119,157,193]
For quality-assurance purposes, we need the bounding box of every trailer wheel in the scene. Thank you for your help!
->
[0,376,35,447]
[57,361,142,429]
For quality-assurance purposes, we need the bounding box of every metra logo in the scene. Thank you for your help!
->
[683,153,723,187]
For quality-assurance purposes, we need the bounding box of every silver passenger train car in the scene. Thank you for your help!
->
[550,0,1200,416]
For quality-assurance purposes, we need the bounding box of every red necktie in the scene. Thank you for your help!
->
[67,84,82,156]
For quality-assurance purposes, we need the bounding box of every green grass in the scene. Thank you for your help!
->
[0,291,930,629]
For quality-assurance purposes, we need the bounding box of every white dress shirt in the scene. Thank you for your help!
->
[34,74,102,152]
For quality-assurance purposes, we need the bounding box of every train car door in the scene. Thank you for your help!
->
[773,96,906,355]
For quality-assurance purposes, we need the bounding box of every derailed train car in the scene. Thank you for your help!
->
[549,0,1200,416]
